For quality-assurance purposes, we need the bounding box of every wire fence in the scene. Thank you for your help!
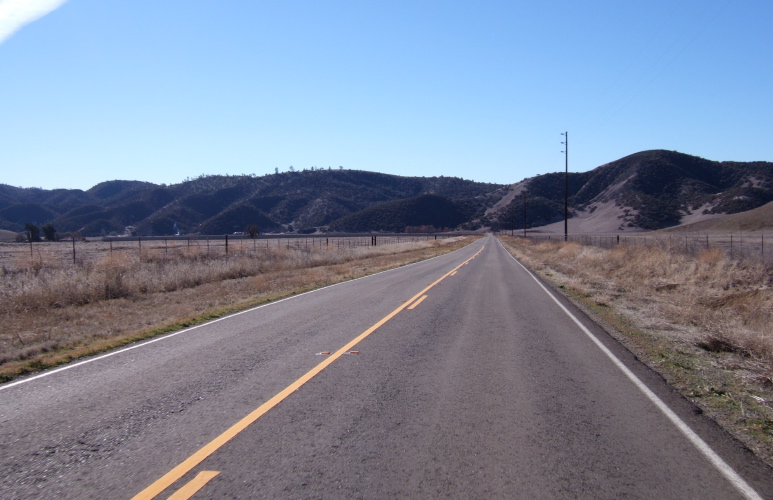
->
[0,234,453,272]
[509,232,772,265]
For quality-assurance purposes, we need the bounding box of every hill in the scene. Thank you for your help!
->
[0,170,502,236]
[488,150,773,233]
[329,194,471,232]
[0,229,20,243]
[661,201,773,233]
[3,151,771,236]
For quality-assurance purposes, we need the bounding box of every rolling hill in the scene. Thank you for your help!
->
[2,150,771,237]
[0,170,502,236]
[487,150,773,233]
[661,201,773,233]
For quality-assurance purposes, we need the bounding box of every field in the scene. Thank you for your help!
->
[520,231,772,264]
[498,235,773,466]
[0,235,474,381]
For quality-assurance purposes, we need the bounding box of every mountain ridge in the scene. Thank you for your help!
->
[0,170,502,236]
[488,150,773,233]
[2,150,771,237]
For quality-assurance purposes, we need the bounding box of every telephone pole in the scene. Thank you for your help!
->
[523,191,527,237]
[561,131,568,241]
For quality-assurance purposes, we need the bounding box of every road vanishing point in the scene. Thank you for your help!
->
[1,235,772,499]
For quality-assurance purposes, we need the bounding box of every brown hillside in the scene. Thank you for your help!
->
[0,229,20,243]
[665,201,773,232]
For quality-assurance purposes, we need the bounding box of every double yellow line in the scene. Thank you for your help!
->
[131,245,484,500]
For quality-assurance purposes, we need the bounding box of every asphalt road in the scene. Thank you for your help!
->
[1,234,771,499]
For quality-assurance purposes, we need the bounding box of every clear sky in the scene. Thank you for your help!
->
[1,0,770,190]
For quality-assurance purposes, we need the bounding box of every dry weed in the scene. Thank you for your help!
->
[0,236,472,377]
[500,237,773,365]
[499,235,773,466]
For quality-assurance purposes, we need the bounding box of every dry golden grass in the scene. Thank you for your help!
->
[0,237,476,380]
[498,235,773,466]
[500,237,773,362]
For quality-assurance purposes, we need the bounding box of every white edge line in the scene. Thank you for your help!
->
[496,238,763,500]
[1,238,482,392]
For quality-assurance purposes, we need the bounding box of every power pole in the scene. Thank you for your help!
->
[523,191,527,238]
[561,131,568,241]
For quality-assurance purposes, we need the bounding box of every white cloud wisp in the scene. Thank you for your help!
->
[0,0,68,44]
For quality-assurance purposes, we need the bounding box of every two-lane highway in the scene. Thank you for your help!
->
[1,235,771,498]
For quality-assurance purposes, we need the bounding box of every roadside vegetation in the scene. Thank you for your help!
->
[0,236,476,382]
[498,235,773,467]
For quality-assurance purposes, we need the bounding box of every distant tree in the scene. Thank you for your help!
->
[41,223,57,241]
[245,224,260,239]
[275,167,279,174]
[289,166,295,172]
[24,223,41,242]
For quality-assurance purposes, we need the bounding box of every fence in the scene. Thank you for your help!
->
[0,234,453,272]
[506,232,772,265]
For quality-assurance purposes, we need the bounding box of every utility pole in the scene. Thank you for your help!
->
[523,191,527,238]
[561,131,568,241]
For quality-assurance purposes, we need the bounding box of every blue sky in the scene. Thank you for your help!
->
[1,0,770,190]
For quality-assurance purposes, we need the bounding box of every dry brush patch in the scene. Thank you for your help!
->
[0,237,476,381]
[498,235,773,467]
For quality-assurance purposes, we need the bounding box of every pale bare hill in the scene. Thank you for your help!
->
[0,229,19,243]
[663,201,773,233]
[485,182,524,215]
[529,200,646,235]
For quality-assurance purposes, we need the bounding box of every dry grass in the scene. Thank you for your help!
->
[500,238,773,362]
[0,236,476,381]
[498,235,773,466]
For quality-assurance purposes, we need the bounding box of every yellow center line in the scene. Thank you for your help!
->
[407,295,428,310]
[130,244,485,500]
[166,471,220,500]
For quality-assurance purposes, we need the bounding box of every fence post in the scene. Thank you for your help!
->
[72,237,76,264]
[138,236,142,258]
[225,234,229,255]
